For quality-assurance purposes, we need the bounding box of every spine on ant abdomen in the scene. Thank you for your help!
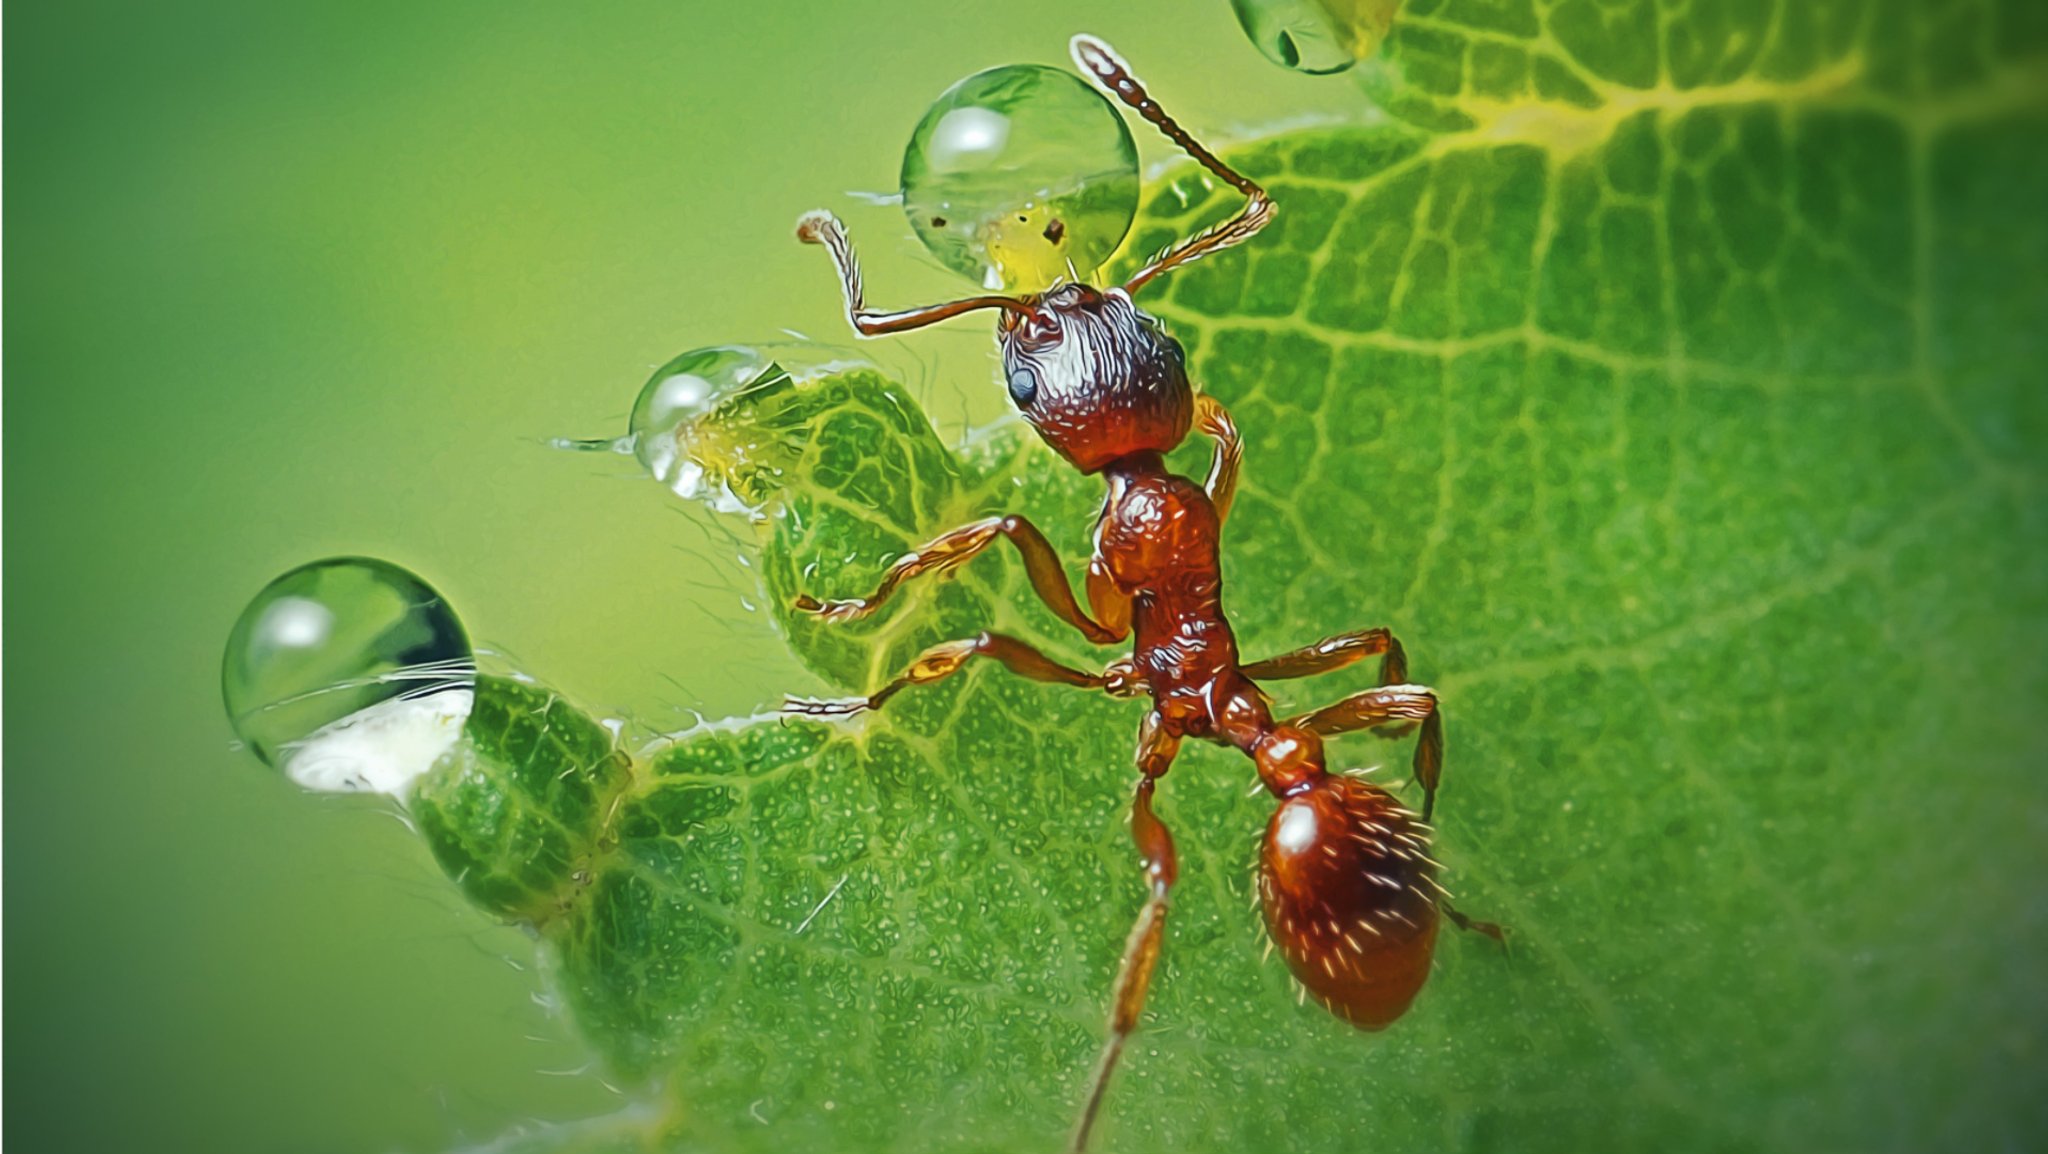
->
[1236,708,1444,1029]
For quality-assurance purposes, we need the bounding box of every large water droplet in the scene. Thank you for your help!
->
[222,557,473,793]
[1231,0,1401,74]
[901,63,1138,292]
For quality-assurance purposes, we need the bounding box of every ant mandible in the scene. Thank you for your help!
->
[788,35,1501,1151]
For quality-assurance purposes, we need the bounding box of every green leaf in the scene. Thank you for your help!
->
[405,7,2048,1149]
[411,677,632,923]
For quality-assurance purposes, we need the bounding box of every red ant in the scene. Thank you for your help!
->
[788,35,1501,1151]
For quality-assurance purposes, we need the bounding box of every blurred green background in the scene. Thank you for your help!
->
[4,3,1352,1151]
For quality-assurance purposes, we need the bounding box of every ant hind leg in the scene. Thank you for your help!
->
[1288,690,1504,943]
[1241,626,1407,686]
[1443,904,1508,947]
[1072,751,1179,1154]
[1286,685,1444,821]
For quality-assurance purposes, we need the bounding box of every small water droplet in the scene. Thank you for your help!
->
[901,64,1138,291]
[1230,0,1401,74]
[629,346,775,481]
[221,558,473,784]
[621,346,829,514]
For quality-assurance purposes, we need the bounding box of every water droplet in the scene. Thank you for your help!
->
[623,346,819,514]
[222,557,473,792]
[629,346,773,481]
[901,64,1138,291]
[1231,0,1400,74]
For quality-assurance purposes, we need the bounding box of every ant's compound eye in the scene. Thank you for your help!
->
[1007,366,1038,407]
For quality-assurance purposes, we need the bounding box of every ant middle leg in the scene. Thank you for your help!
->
[793,515,1125,645]
[1286,685,1446,821]
[1072,724,1179,1153]
[784,631,1109,718]
[1242,626,1410,687]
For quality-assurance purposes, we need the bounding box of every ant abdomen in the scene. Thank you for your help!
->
[1258,773,1443,1029]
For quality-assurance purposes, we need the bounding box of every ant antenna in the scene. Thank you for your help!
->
[1069,35,1276,296]
[796,210,1033,336]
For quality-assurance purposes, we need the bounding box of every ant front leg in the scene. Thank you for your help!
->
[1287,686,1446,822]
[784,631,1117,718]
[1073,716,1180,1153]
[793,515,1124,646]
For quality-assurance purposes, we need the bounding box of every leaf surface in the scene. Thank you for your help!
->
[422,5,2048,1148]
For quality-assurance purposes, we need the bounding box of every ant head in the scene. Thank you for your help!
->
[796,38,1270,478]
[998,283,1192,474]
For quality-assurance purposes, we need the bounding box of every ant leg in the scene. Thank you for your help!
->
[1193,394,1242,523]
[784,632,1106,718]
[1071,37,1276,296]
[1287,686,1445,822]
[1287,692,1497,931]
[796,211,1028,335]
[1073,734,1179,1153]
[1443,904,1508,946]
[794,514,1126,645]
[1242,627,1409,686]
[1085,556,1133,642]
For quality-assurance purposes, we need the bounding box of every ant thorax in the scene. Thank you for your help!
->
[999,284,1194,474]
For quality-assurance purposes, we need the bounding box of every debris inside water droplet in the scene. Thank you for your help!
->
[900,63,1138,291]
